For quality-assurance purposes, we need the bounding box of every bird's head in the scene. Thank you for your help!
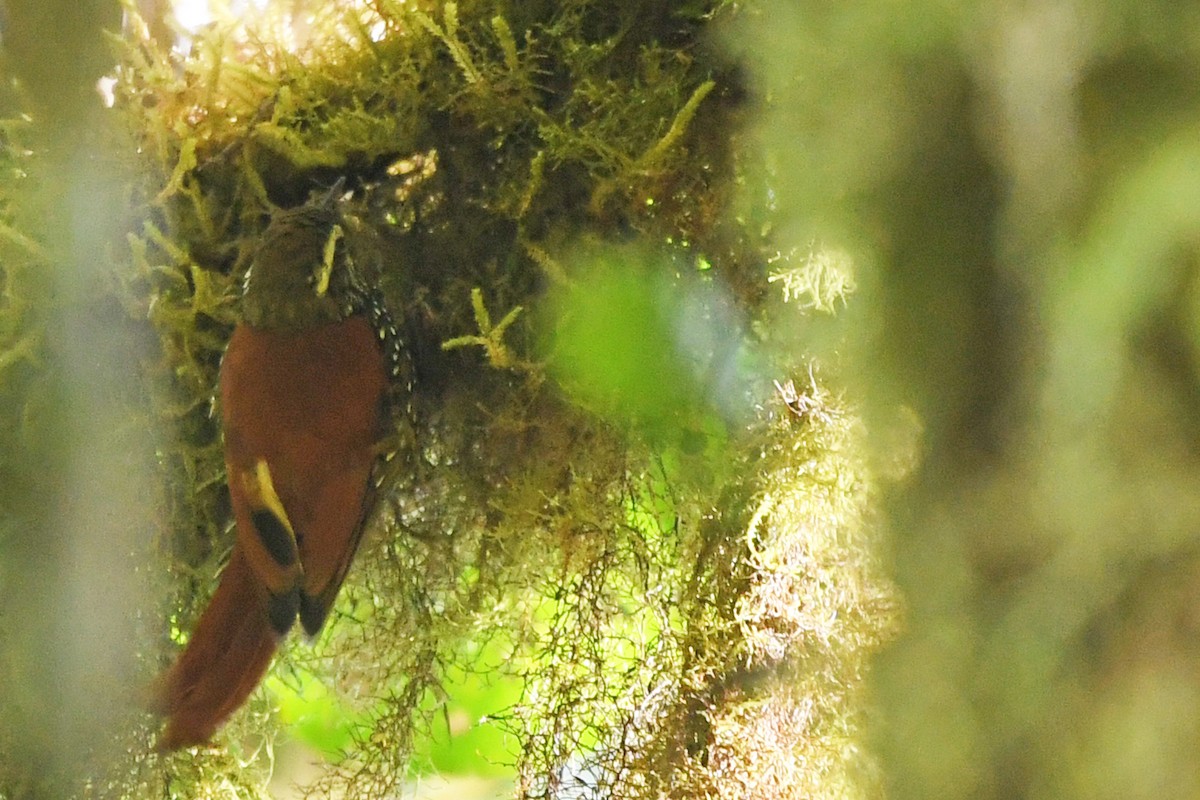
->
[241,181,365,331]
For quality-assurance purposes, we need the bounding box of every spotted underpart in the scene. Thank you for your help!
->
[356,284,415,431]
[328,275,412,486]
[330,221,417,492]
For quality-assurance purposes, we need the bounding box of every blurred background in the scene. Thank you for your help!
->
[3,1,1200,798]
[738,3,1200,798]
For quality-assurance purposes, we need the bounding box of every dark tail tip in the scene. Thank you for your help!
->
[267,589,299,636]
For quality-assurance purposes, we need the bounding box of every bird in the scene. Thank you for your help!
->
[151,181,410,750]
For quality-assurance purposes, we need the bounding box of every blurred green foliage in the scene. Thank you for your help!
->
[740,1,1200,799]
[546,244,738,439]
[0,2,165,797]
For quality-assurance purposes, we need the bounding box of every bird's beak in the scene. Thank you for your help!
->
[315,223,343,297]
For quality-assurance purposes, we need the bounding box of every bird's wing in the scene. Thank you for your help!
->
[231,457,305,635]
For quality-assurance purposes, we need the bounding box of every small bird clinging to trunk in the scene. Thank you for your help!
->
[152,181,409,750]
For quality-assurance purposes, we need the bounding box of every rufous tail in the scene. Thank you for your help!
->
[151,548,279,750]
